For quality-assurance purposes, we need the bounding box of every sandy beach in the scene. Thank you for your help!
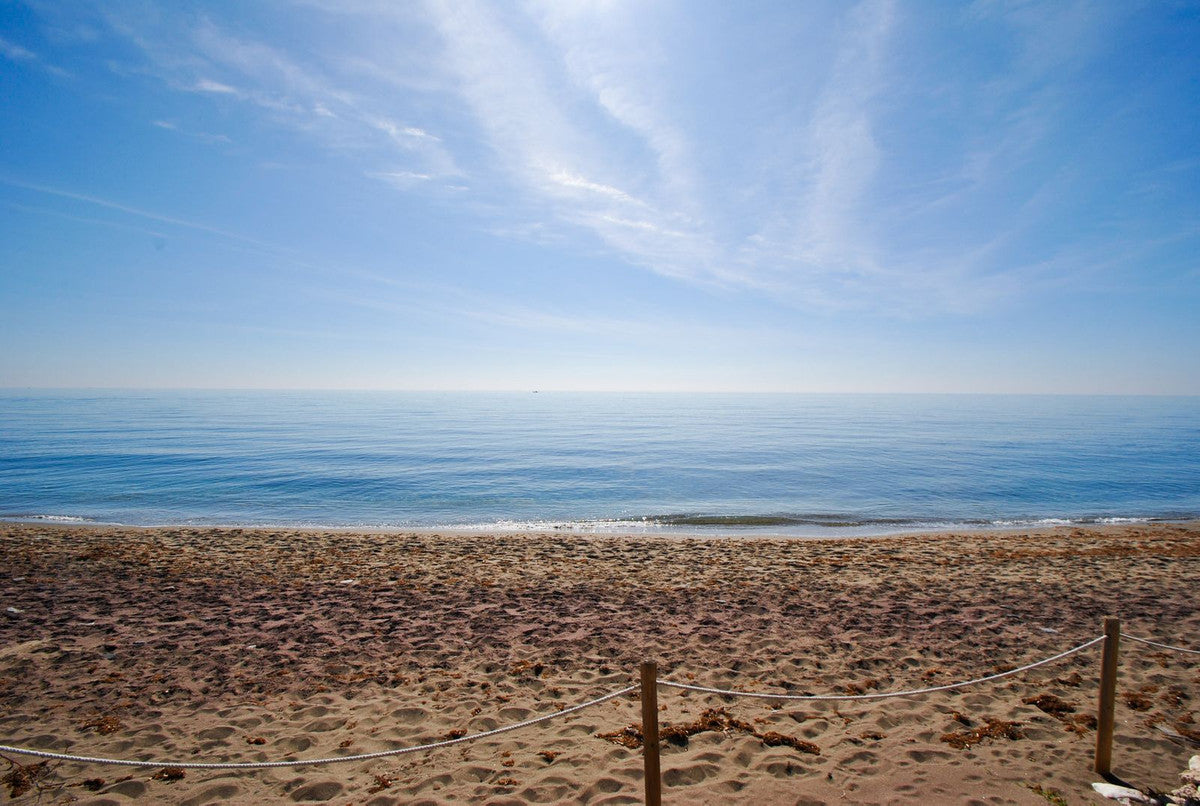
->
[1,521,1197,804]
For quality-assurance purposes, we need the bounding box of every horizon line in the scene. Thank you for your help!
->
[1,386,1197,397]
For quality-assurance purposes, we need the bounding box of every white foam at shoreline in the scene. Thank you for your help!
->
[18,514,92,523]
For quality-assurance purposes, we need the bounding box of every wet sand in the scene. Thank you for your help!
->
[1,521,1198,804]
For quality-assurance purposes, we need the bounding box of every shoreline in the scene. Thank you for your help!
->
[1,521,1198,803]
[3,515,1196,541]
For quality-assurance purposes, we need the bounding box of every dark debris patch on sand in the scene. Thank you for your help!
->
[599,707,821,755]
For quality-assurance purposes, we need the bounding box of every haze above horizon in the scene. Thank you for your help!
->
[2,1,1198,393]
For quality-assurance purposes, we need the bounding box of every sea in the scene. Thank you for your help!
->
[1,391,1198,537]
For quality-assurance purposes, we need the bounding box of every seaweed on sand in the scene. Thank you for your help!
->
[598,708,820,755]
[1,755,57,799]
[940,718,1023,749]
[1022,693,1075,717]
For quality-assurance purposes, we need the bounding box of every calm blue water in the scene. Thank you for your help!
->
[1,391,1198,535]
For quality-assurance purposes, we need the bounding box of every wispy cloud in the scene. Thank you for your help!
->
[0,176,267,245]
[192,77,238,94]
[0,33,71,76]
[90,6,461,186]
[417,0,999,310]
[797,0,894,271]
[23,0,1191,320]
[0,35,37,61]
[325,277,782,351]
[529,1,699,212]
[422,0,730,285]
[60,0,946,306]
[0,177,356,283]
[2,199,168,239]
[367,170,433,189]
[548,170,644,207]
[152,119,231,144]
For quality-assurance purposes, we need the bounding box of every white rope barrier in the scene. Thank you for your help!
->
[658,636,1104,701]
[0,685,637,770]
[1124,635,1200,656]
[1,630,1192,773]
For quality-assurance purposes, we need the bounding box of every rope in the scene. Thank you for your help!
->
[1125,635,1200,656]
[658,636,1104,701]
[0,685,637,770]
[4,630,1188,770]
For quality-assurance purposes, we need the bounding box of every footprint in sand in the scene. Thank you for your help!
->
[287,779,344,801]
[178,783,243,805]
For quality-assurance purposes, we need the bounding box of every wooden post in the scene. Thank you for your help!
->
[1095,616,1120,776]
[640,661,662,806]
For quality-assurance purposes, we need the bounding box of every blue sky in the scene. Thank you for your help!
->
[1,0,1198,392]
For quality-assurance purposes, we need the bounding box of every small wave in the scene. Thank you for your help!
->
[988,516,1154,527]
[623,514,962,529]
[444,519,663,534]
[582,512,1179,534]
[633,513,1168,530]
[0,511,1180,535]
[2,513,94,523]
